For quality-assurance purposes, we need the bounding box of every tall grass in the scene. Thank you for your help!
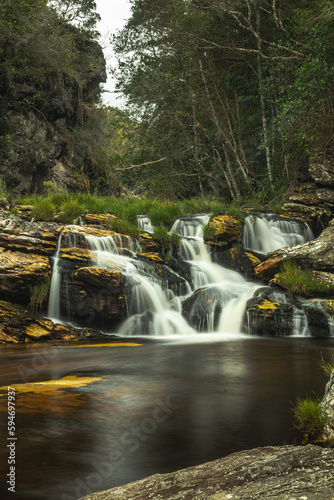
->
[292,394,326,442]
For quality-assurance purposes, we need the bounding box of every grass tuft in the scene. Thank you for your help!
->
[292,394,326,442]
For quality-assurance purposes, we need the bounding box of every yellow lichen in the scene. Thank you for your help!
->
[258,299,279,310]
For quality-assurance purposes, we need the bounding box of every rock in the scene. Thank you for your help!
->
[321,370,334,443]
[316,188,334,206]
[288,192,322,205]
[205,215,242,248]
[58,247,92,266]
[62,225,136,254]
[74,266,124,290]
[139,233,160,253]
[0,212,62,256]
[0,300,102,343]
[227,247,261,279]
[78,444,334,500]
[84,213,117,227]
[255,219,334,281]
[0,198,9,210]
[245,287,295,336]
[309,158,334,187]
[182,286,224,331]
[0,250,51,304]
[50,160,79,191]
[302,299,334,337]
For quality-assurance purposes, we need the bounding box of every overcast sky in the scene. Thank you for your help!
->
[95,0,132,107]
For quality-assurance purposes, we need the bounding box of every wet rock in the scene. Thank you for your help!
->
[62,225,135,253]
[245,287,294,336]
[205,215,242,248]
[302,299,333,337]
[316,188,334,207]
[74,267,124,290]
[134,257,189,297]
[182,287,224,331]
[139,233,161,253]
[0,250,51,304]
[255,219,334,281]
[79,444,334,500]
[226,247,261,279]
[0,300,101,343]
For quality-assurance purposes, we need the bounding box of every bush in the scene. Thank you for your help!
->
[292,395,326,442]
[202,222,216,240]
[32,200,56,221]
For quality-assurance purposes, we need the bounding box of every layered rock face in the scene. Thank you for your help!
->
[79,444,334,500]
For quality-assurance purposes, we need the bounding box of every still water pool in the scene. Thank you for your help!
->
[0,336,333,500]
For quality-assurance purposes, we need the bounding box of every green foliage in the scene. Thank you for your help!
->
[152,225,180,254]
[43,181,57,195]
[29,277,51,312]
[109,218,141,238]
[292,394,326,441]
[202,223,216,241]
[58,200,85,223]
[278,260,333,298]
[148,203,183,226]
[320,353,334,377]
[0,175,8,198]
[31,200,56,221]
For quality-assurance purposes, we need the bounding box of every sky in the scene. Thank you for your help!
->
[95,0,132,107]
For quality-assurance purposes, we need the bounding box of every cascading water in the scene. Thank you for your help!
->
[46,212,330,338]
[243,214,314,255]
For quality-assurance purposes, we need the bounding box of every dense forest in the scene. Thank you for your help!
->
[1,0,334,202]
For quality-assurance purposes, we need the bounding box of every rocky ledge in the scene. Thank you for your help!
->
[79,444,334,500]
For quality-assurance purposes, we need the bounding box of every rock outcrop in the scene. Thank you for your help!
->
[321,370,334,444]
[79,444,334,500]
[0,300,102,343]
[205,214,242,249]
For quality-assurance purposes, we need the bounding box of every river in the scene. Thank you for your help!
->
[0,336,333,500]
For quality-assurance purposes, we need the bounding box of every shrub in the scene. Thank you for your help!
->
[202,222,216,241]
[32,200,56,221]
[0,175,8,198]
[292,395,326,442]
[149,203,182,226]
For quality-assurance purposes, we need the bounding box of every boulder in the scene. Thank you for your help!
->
[255,219,334,281]
[302,299,334,337]
[79,444,334,500]
[182,286,224,331]
[316,188,334,207]
[245,287,295,336]
[0,250,51,304]
[226,247,261,279]
[50,160,79,191]
[205,215,242,248]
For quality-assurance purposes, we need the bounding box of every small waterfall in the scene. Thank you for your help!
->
[47,230,64,321]
[292,308,310,337]
[137,215,154,233]
[243,214,314,255]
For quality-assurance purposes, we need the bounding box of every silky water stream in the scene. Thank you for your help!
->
[1,213,333,500]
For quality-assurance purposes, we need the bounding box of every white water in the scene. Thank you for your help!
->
[47,230,63,321]
[46,213,330,338]
[243,214,314,255]
[137,215,154,233]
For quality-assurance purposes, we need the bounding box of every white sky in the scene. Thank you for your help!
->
[95,0,132,107]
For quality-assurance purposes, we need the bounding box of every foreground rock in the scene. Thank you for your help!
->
[79,444,334,500]
[0,301,103,343]
[321,370,334,444]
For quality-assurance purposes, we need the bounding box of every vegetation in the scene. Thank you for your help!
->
[57,200,85,223]
[31,200,56,222]
[292,394,326,442]
[109,217,141,238]
[278,260,334,298]
[29,278,51,312]
[0,175,8,198]
[320,354,334,378]
[152,225,180,255]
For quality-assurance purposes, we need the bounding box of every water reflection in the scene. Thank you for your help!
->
[0,338,333,500]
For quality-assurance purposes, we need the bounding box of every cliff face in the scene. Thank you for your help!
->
[0,11,106,196]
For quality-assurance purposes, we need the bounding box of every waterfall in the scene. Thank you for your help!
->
[47,229,64,321]
[137,215,154,233]
[243,214,314,255]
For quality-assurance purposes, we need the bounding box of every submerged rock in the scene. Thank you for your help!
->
[79,444,334,500]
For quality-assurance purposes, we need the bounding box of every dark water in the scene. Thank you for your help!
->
[0,336,333,500]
